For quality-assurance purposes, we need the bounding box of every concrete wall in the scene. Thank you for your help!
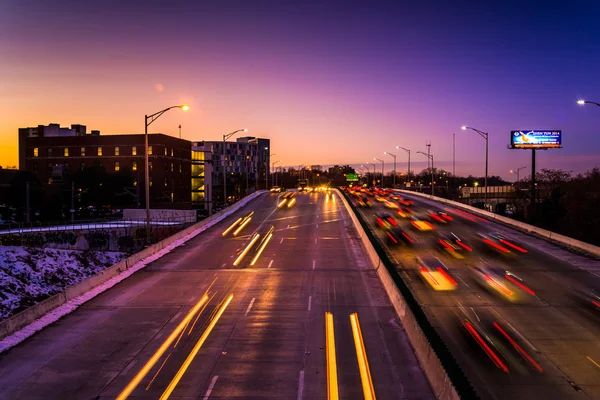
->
[335,189,463,400]
[123,208,196,223]
[397,190,600,258]
[0,191,266,343]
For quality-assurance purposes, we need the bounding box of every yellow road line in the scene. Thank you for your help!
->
[325,312,339,400]
[350,312,376,400]
[145,353,171,391]
[233,233,260,266]
[250,233,273,266]
[588,356,600,369]
[159,294,234,400]
[233,217,252,236]
[116,294,209,400]
[222,217,242,236]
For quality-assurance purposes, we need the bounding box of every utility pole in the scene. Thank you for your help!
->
[453,133,456,177]
[179,124,182,139]
[426,141,432,174]
[71,181,75,223]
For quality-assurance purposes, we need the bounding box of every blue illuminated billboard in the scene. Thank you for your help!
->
[510,130,562,149]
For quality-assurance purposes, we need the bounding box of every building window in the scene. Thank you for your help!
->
[33,162,38,171]
[48,178,53,184]
[132,146,137,156]
[171,162,174,172]
[164,177,168,187]
[179,164,182,173]
[133,179,137,187]
[171,148,174,157]
[33,148,39,157]
[80,162,85,170]
[48,148,53,157]
[98,147,103,156]
[132,161,137,171]
[150,178,153,187]
[165,147,168,156]
[114,161,120,171]
[149,161,153,171]
[47,163,53,172]
[115,146,120,156]
[148,146,153,155]
[64,148,69,157]
[81,147,85,156]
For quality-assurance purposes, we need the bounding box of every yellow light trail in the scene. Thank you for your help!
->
[159,294,234,400]
[350,312,376,400]
[588,356,600,369]
[233,233,260,266]
[287,198,297,208]
[116,294,209,400]
[233,217,252,236]
[250,233,273,265]
[222,217,242,236]
[325,312,339,400]
[277,198,288,208]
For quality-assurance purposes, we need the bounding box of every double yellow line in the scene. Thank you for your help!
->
[325,312,376,400]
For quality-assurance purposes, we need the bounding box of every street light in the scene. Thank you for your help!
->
[374,157,384,188]
[510,166,527,183]
[366,162,376,186]
[416,151,434,195]
[577,99,600,107]
[223,128,248,205]
[384,151,397,187]
[144,104,189,242]
[396,146,411,186]
[461,125,489,205]
[272,160,280,187]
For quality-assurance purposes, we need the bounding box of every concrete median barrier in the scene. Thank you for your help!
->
[0,191,266,346]
[397,190,600,258]
[336,189,472,400]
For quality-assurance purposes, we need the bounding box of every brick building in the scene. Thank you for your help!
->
[18,123,192,209]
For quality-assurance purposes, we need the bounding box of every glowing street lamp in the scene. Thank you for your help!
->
[510,166,527,183]
[416,151,434,195]
[223,128,248,204]
[461,125,489,204]
[374,157,384,188]
[577,99,600,107]
[144,104,189,241]
[384,151,397,187]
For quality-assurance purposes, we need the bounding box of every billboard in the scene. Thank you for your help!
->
[346,173,359,182]
[510,130,561,149]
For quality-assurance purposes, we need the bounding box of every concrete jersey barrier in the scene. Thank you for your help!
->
[335,189,465,400]
[0,191,266,347]
[397,189,600,258]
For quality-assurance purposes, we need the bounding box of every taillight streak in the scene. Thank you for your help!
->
[499,239,528,253]
[437,267,457,286]
[483,238,510,253]
[505,275,536,296]
[387,232,398,244]
[456,240,472,252]
[439,239,454,251]
[402,232,414,243]
[493,322,543,372]
[463,321,509,373]
[484,274,512,296]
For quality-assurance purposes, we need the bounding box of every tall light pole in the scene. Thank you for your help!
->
[266,151,275,189]
[366,162,376,186]
[384,151,396,187]
[223,128,248,205]
[144,104,189,242]
[272,160,280,187]
[461,126,489,205]
[510,166,527,183]
[577,99,600,107]
[416,151,434,196]
[374,157,384,187]
[396,146,411,185]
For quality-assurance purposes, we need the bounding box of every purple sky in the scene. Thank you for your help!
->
[2,0,600,179]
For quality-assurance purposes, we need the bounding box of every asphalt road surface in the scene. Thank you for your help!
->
[0,191,434,400]
[354,191,600,400]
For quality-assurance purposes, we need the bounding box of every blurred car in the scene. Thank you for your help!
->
[270,186,282,193]
[410,217,435,232]
[470,264,536,302]
[358,196,372,208]
[478,232,528,255]
[374,212,397,229]
[396,207,412,219]
[384,200,399,209]
[386,226,415,245]
[375,195,387,202]
[427,210,453,224]
[436,232,472,259]
[416,255,458,291]
[399,198,414,207]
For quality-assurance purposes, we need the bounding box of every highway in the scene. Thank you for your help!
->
[352,190,600,400]
[0,191,434,400]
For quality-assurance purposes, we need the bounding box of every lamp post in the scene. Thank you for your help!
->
[374,158,384,188]
[144,104,189,242]
[272,160,280,187]
[577,99,600,107]
[396,146,411,186]
[416,151,434,196]
[384,151,396,187]
[366,162,376,186]
[510,166,527,184]
[265,151,275,189]
[461,126,489,205]
[223,128,248,205]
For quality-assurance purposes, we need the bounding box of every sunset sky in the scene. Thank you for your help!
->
[2,0,600,179]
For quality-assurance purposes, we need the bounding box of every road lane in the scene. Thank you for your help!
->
[0,190,434,400]
[352,190,600,399]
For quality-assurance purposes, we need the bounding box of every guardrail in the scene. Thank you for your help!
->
[336,189,478,400]
[0,191,267,351]
[397,190,600,259]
